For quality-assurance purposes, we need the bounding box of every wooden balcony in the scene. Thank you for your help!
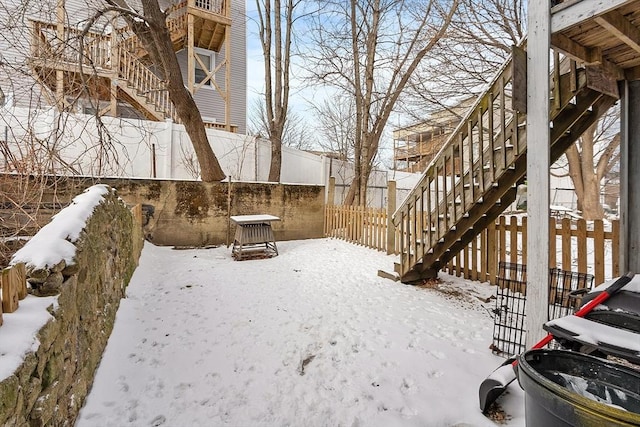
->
[28,0,235,131]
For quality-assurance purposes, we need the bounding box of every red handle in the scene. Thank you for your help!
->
[510,271,635,367]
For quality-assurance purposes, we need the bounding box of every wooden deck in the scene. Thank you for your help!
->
[28,0,236,131]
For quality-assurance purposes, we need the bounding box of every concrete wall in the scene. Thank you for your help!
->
[0,188,143,426]
[0,175,325,247]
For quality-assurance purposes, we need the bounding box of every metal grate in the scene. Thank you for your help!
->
[491,262,528,357]
[548,268,594,320]
[490,263,594,357]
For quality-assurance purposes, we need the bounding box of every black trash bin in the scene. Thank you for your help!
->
[517,349,640,427]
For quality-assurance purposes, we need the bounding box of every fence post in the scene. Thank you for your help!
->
[327,176,336,206]
[1,266,20,313]
[386,180,396,255]
[487,220,497,285]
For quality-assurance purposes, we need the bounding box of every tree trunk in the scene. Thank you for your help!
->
[268,132,282,182]
[122,0,226,182]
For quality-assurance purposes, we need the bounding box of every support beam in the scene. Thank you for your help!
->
[56,0,65,111]
[551,0,636,33]
[619,80,640,273]
[526,1,550,347]
[224,24,231,132]
[187,12,195,93]
[550,33,624,79]
[594,10,640,55]
[551,33,603,65]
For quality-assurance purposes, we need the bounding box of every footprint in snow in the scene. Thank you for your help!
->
[150,415,166,426]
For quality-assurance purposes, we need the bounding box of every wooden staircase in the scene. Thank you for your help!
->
[28,0,234,130]
[393,46,618,284]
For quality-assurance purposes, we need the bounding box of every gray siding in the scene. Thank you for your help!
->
[176,0,246,133]
[1,0,246,133]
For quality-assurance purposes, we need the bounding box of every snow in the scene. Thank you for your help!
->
[10,185,111,269]
[76,239,526,426]
[545,315,640,355]
[593,274,640,294]
[0,184,109,383]
[0,295,57,381]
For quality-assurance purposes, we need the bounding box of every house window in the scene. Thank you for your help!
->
[194,49,215,87]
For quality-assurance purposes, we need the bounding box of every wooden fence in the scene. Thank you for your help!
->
[324,205,619,286]
[0,262,27,326]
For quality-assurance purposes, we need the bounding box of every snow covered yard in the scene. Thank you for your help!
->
[76,238,524,426]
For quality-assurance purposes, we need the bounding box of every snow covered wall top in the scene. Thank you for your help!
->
[11,184,111,269]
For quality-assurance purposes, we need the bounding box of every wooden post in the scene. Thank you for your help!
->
[619,80,640,274]
[487,220,497,284]
[327,176,336,206]
[1,266,20,313]
[56,0,65,111]
[386,180,396,255]
[15,263,27,300]
[526,1,551,346]
[612,219,620,277]
[110,19,118,117]
[224,24,231,132]
[187,12,195,94]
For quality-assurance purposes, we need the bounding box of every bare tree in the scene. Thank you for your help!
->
[304,0,458,205]
[248,97,317,150]
[255,0,304,181]
[97,0,226,181]
[403,0,524,120]
[553,108,620,219]
[311,95,356,161]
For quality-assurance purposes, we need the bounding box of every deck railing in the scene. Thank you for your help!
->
[118,48,176,121]
[31,20,112,69]
[29,0,228,125]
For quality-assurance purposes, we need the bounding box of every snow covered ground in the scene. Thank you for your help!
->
[76,238,525,426]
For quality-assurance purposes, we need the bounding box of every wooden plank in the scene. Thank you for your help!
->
[387,181,396,255]
[549,217,557,268]
[510,216,518,264]
[512,45,527,113]
[463,240,469,279]
[594,220,605,284]
[553,51,562,113]
[561,218,572,270]
[15,263,27,300]
[586,66,620,99]
[480,228,487,282]
[1,267,19,314]
[612,219,620,277]
[500,78,507,173]
[471,234,478,281]
[551,33,603,65]
[576,219,587,273]
[551,0,635,33]
[499,216,507,267]
[522,216,528,264]
[594,10,640,55]
[487,221,497,285]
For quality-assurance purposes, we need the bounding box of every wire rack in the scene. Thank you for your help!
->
[490,262,594,358]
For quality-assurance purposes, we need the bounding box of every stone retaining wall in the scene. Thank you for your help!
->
[0,188,143,426]
[0,175,325,248]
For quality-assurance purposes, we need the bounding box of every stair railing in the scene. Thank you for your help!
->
[393,48,520,276]
[118,48,176,121]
